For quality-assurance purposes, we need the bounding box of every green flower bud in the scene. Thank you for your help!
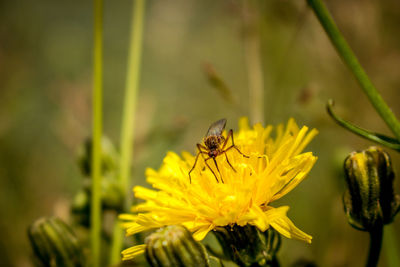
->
[27,217,85,267]
[100,176,124,211]
[75,137,123,217]
[72,177,124,226]
[343,146,400,231]
[213,225,281,267]
[71,189,90,227]
[77,136,119,177]
[145,225,210,267]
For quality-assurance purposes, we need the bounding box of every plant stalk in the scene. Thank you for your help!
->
[91,0,103,265]
[366,223,383,267]
[242,0,265,125]
[307,0,400,141]
[109,0,146,264]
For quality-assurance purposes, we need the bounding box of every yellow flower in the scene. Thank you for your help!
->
[121,117,318,260]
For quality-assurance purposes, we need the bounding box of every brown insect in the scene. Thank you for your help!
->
[188,118,249,183]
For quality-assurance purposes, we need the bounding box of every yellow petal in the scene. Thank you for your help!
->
[119,214,137,221]
[192,224,214,241]
[125,223,154,236]
[270,154,317,201]
[294,128,319,155]
[239,117,250,131]
[270,215,312,243]
[122,244,146,260]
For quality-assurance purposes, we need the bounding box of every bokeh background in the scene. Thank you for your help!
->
[1,0,400,266]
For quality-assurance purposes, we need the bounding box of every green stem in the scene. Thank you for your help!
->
[269,257,280,267]
[109,0,146,264]
[326,100,400,151]
[242,0,264,125]
[109,221,124,265]
[307,0,400,141]
[91,0,103,266]
[366,223,383,267]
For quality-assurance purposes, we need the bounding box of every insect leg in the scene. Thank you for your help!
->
[188,152,201,183]
[188,144,207,183]
[198,143,208,150]
[220,129,232,151]
[224,145,250,158]
[224,151,236,172]
[226,129,249,158]
[198,144,211,171]
[212,157,224,184]
[204,157,220,183]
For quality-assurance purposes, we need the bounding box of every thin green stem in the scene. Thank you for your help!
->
[242,0,264,125]
[307,0,400,141]
[366,223,383,267]
[109,0,146,264]
[109,221,124,265]
[91,0,103,266]
[326,100,400,151]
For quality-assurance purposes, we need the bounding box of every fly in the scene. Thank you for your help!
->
[188,118,249,183]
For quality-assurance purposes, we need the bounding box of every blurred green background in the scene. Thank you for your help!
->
[1,0,400,266]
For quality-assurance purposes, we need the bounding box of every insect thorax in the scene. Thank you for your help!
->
[204,135,225,150]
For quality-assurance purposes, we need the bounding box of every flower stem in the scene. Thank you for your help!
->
[109,0,146,264]
[242,0,264,125]
[307,0,400,141]
[91,0,103,265]
[367,223,383,267]
[269,257,280,267]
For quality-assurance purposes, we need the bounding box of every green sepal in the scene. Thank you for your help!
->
[27,217,85,267]
[213,225,281,267]
[145,225,210,267]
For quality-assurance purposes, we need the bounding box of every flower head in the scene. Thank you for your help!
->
[121,118,318,260]
[343,146,400,231]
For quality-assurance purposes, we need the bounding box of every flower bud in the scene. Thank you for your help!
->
[144,225,210,267]
[77,136,119,177]
[71,189,90,227]
[343,146,400,231]
[72,177,124,226]
[27,217,85,267]
[213,225,281,267]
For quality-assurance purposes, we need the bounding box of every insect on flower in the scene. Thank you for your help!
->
[120,118,318,260]
[188,118,249,183]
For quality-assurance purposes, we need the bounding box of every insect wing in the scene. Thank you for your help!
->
[206,118,227,137]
